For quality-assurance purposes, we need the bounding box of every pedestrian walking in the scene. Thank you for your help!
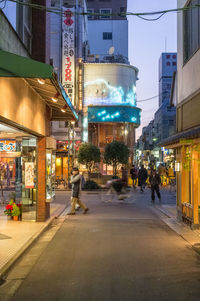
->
[67,167,89,215]
[121,167,128,188]
[149,169,161,203]
[130,164,138,189]
[138,165,148,192]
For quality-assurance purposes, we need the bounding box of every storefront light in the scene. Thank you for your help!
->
[175,162,180,172]
[37,79,45,85]
[61,104,67,113]
[51,92,60,103]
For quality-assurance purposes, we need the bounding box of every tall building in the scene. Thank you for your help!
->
[159,53,177,107]
[86,0,128,63]
[153,53,177,161]
[83,0,141,172]
[50,0,89,183]
[162,0,200,228]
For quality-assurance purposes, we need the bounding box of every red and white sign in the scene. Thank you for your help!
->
[62,8,75,105]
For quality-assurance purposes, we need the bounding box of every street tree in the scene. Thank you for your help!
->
[104,140,129,176]
[77,143,101,178]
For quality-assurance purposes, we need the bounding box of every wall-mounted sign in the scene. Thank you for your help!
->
[62,8,75,105]
[88,106,141,124]
[0,140,16,152]
[25,162,34,188]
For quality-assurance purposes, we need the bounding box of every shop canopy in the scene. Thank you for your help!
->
[161,125,200,148]
[0,50,78,121]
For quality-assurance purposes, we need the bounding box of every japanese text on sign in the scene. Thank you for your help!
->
[62,8,75,105]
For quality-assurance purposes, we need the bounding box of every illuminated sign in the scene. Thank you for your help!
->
[62,8,75,104]
[84,79,136,107]
[25,162,35,188]
[0,140,16,151]
[88,106,141,124]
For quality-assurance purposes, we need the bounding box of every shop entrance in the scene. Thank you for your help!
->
[0,123,37,221]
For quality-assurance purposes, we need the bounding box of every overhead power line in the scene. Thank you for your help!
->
[1,1,200,21]
[137,91,169,103]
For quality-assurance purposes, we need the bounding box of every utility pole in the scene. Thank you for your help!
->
[67,123,71,188]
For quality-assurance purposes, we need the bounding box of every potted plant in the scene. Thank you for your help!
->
[11,203,21,221]
[4,202,14,219]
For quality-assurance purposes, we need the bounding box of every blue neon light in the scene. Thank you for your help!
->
[88,106,141,124]
[84,79,137,107]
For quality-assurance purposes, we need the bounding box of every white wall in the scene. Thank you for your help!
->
[88,20,128,59]
[177,0,200,104]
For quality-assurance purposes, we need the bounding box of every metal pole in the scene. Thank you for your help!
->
[72,124,75,167]
[67,124,71,188]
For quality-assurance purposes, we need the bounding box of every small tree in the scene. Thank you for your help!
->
[78,143,101,177]
[104,140,129,176]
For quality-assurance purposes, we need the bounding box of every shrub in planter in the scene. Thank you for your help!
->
[83,180,100,190]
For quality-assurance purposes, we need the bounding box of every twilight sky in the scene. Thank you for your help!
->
[127,0,177,139]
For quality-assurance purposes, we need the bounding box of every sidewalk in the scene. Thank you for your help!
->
[0,192,71,280]
[152,189,200,254]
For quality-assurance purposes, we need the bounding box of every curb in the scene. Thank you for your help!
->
[152,205,200,256]
[0,204,67,281]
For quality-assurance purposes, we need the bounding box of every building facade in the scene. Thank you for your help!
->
[83,0,140,173]
[83,62,141,172]
[0,2,77,221]
[50,0,88,184]
[86,0,128,63]
[162,0,200,228]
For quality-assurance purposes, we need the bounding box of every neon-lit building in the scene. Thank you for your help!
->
[83,62,141,171]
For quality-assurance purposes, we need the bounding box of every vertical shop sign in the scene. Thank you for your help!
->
[25,162,34,188]
[62,8,75,105]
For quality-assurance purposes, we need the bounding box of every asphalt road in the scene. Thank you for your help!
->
[11,189,200,300]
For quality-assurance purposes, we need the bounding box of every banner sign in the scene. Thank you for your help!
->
[0,140,16,152]
[25,162,34,188]
[62,8,75,105]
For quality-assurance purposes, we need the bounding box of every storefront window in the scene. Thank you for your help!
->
[0,123,37,221]
[21,138,37,220]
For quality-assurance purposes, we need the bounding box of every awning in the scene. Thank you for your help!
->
[0,50,78,121]
[161,126,200,147]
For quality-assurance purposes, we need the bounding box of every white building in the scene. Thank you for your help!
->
[88,20,128,62]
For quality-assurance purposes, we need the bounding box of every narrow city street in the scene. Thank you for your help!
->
[4,189,200,301]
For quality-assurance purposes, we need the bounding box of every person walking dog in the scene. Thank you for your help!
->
[67,167,89,215]
[149,169,161,203]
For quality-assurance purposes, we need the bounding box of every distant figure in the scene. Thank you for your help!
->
[158,163,166,185]
[168,166,174,178]
[149,170,161,203]
[121,167,128,188]
[130,164,138,189]
[138,165,148,192]
[67,167,89,215]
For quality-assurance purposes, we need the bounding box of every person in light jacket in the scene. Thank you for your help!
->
[67,167,89,215]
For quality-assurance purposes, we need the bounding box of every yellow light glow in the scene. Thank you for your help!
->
[56,158,62,167]
[51,97,58,103]
[37,79,45,85]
